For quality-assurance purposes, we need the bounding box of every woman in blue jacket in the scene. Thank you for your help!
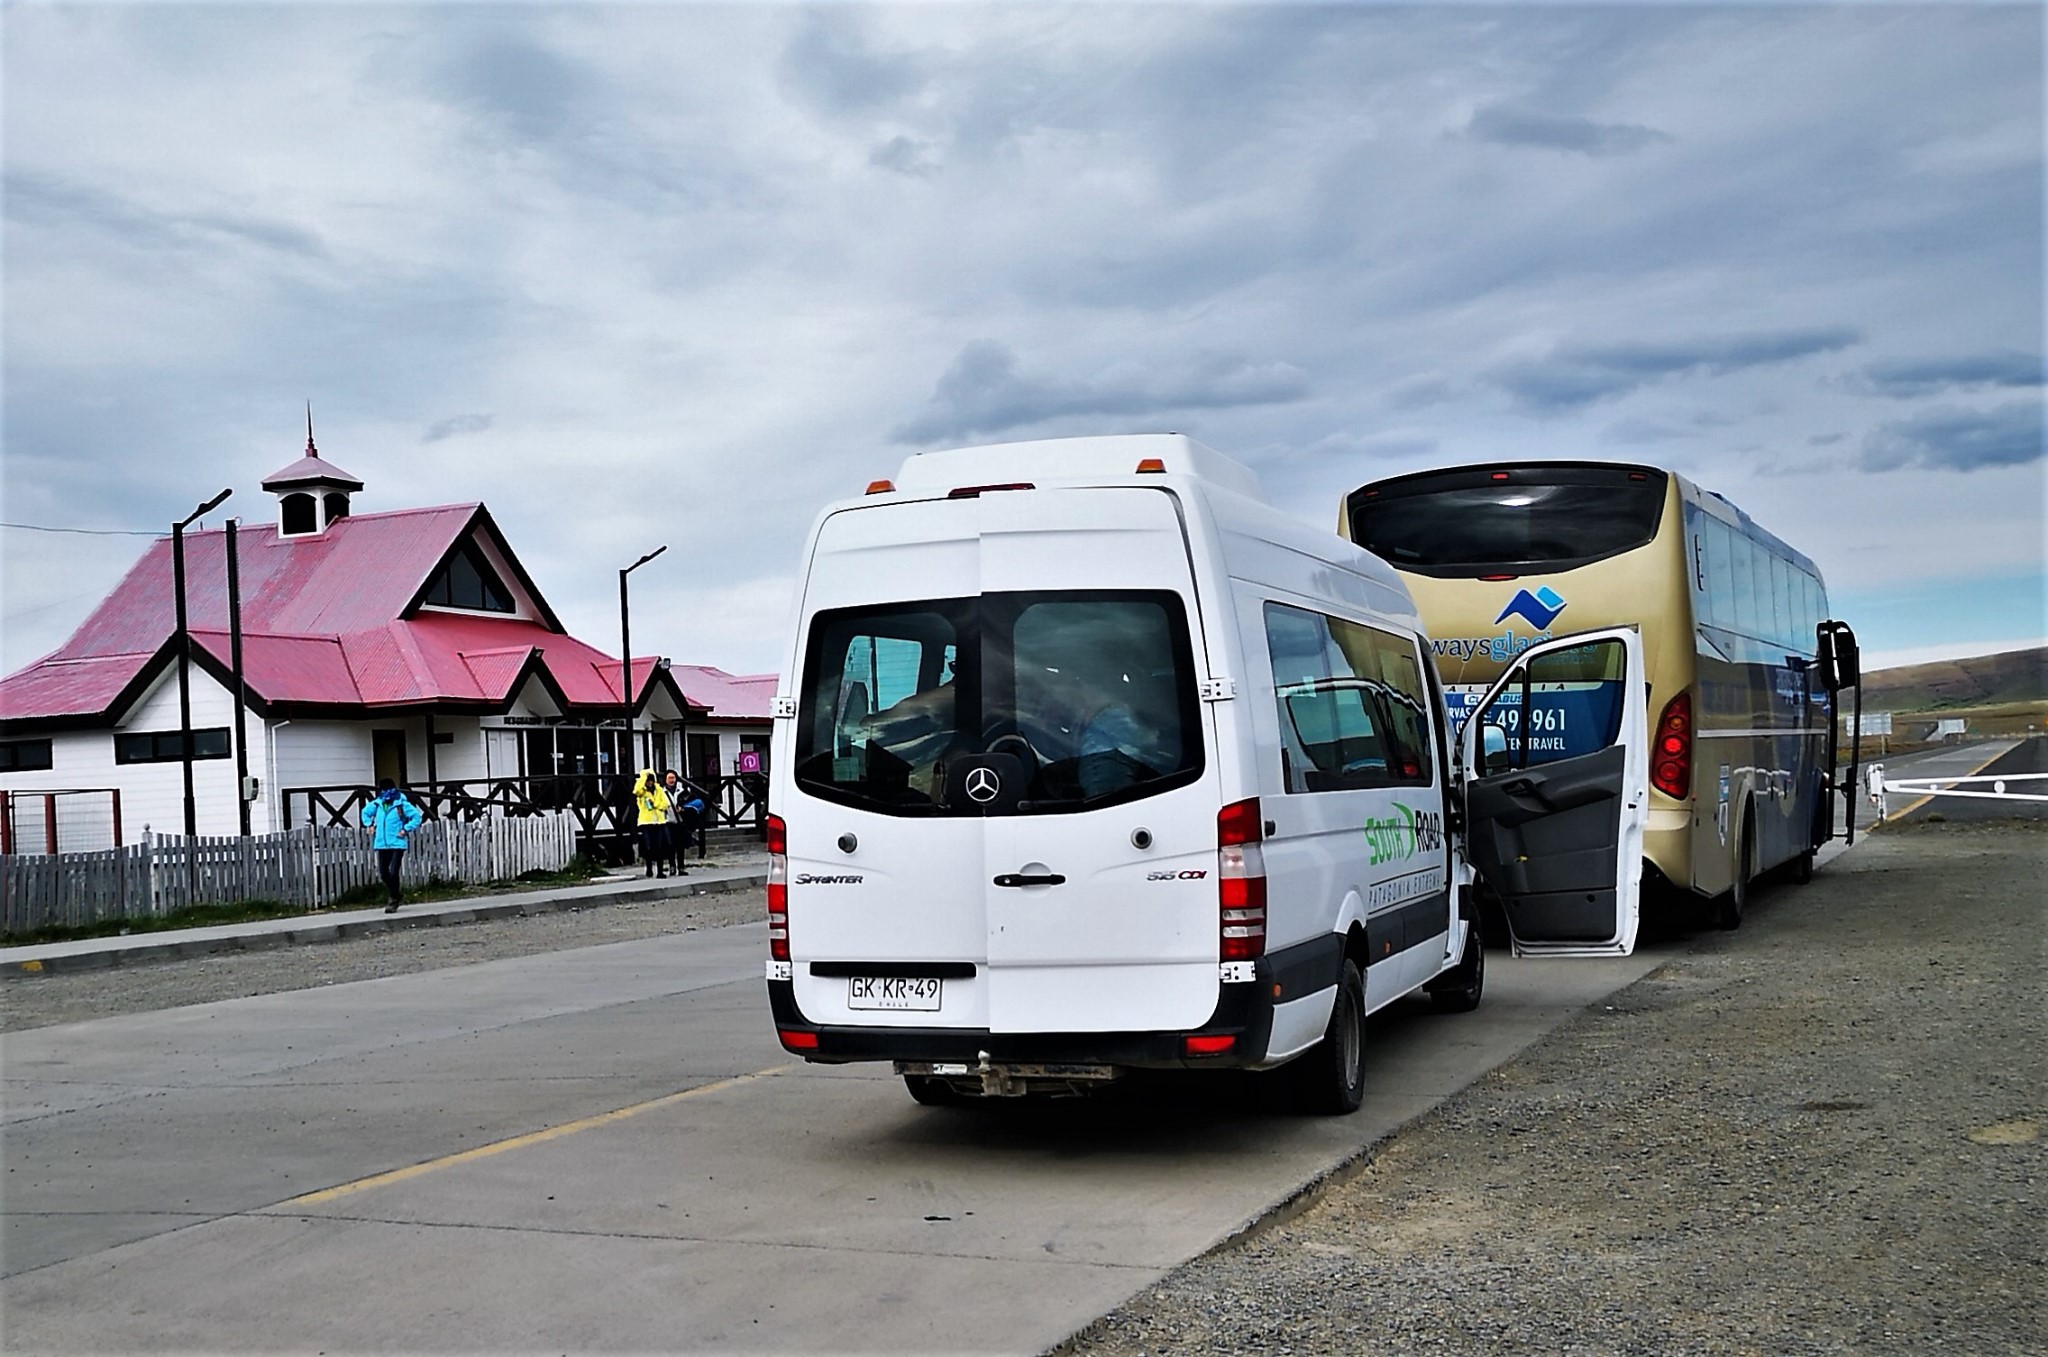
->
[362,778,425,912]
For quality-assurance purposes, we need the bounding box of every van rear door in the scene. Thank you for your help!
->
[1456,627,1647,957]
[786,487,1224,1036]
[974,488,1221,1033]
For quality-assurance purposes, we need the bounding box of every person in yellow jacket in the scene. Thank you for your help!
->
[633,769,672,877]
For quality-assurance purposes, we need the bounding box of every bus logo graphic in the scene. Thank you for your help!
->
[1494,586,1567,630]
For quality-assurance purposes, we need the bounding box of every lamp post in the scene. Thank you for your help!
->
[619,546,667,778]
[225,517,251,836]
[173,488,232,840]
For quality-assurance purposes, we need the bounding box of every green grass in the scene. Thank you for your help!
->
[2,855,611,947]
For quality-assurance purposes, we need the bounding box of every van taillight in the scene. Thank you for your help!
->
[1652,694,1692,800]
[1218,797,1266,962]
[766,812,789,962]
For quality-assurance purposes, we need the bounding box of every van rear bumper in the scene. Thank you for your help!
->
[766,965,1280,1071]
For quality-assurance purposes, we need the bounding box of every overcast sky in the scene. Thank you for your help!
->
[4,2,2041,680]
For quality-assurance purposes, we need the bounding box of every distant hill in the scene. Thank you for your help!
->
[1860,645,2048,713]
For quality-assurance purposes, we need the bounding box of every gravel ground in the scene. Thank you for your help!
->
[1063,822,2045,1357]
[0,862,765,1033]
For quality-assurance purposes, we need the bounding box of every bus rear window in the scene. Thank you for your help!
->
[1347,465,1668,578]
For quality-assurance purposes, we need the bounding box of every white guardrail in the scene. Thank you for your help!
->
[1865,765,2048,818]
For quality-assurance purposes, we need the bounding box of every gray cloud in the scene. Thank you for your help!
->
[1860,402,2043,472]
[4,170,327,259]
[779,12,924,114]
[1492,327,1863,409]
[422,413,494,443]
[434,35,592,144]
[1860,351,2042,398]
[891,341,1311,445]
[869,135,938,177]
[1465,105,1673,156]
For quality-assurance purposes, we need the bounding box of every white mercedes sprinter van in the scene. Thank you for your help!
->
[764,435,1647,1112]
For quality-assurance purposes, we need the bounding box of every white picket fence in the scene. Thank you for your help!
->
[0,813,578,934]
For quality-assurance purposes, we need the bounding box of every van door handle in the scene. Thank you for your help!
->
[993,873,1066,888]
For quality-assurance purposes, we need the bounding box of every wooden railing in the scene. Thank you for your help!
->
[284,774,766,864]
[0,815,578,933]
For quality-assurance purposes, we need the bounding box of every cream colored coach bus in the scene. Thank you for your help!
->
[1341,461,1857,928]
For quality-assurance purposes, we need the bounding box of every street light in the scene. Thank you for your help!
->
[173,488,232,839]
[619,545,667,779]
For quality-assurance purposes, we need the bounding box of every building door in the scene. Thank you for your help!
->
[686,733,720,784]
[372,729,408,787]
[485,729,522,781]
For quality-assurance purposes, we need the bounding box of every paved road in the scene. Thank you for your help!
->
[4,922,1672,1352]
[1874,735,2046,826]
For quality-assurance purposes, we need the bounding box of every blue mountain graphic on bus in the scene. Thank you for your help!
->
[1493,585,1567,630]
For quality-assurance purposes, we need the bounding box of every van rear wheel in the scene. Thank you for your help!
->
[903,1075,964,1106]
[1293,959,1366,1115]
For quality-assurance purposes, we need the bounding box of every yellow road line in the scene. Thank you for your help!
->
[1883,743,2019,822]
[275,1063,793,1209]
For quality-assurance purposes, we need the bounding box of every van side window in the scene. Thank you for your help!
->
[1263,603,1431,793]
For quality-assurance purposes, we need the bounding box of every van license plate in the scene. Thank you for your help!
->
[847,976,942,1011]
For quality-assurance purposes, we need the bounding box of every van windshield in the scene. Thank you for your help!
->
[795,591,1204,816]
[1347,464,1668,578]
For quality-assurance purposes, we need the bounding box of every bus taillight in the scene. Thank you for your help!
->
[1652,693,1692,799]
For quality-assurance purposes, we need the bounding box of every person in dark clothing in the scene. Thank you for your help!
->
[662,769,707,874]
[361,778,425,912]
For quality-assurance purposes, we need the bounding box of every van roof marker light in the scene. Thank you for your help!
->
[865,479,895,495]
[1135,458,1167,473]
[947,482,1035,498]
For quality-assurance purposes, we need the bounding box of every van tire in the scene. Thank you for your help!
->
[1294,960,1366,1115]
[1430,922,1485,1013]
[903,1075,964,1106]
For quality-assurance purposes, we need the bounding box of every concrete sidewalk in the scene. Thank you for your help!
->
[1,857,768,977]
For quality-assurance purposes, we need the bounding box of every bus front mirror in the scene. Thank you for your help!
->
[1818,621,1860,693]
[1481,723,1512,775]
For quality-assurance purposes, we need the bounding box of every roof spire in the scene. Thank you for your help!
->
[306,400,317,455]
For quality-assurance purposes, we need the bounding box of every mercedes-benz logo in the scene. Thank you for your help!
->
[965,767,1002,803]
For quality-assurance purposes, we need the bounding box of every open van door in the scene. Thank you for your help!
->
[1455,627,1647,958]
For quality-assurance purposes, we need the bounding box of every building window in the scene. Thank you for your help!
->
[115,728,231,764]
[323,492,351,524]
[423,540,515,613]
[281,492,318,536]
[0,738,54,772]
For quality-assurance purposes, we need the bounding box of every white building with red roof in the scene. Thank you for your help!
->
[0,434,773,848]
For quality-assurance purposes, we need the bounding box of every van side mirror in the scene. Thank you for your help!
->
[1481,723,1512,775]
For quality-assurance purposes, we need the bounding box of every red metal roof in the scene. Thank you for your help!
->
[671,665,777,721]
[260,452,364,490]
[0,504,690,726]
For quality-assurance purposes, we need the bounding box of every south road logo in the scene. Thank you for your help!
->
[1494,585,1567,631]
[1362,801,1445,866]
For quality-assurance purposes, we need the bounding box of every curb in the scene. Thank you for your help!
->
[5,871,767,978]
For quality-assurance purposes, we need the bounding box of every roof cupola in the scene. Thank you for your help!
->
[262,406,364,537]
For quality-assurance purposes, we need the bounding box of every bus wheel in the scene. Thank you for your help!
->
[1430,921,1485,1013]
[1715,820,1754,930]
[1787,848,1815,885]
[1295,960,1366,1115]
